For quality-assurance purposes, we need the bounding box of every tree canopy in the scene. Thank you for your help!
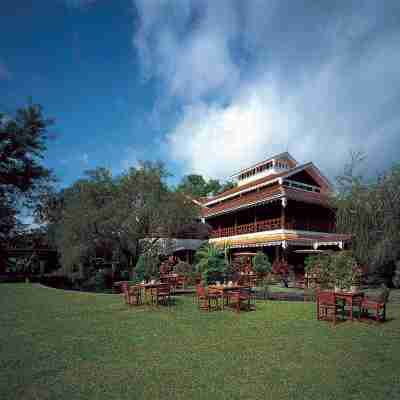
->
[252,251,272,274]
[194,242,228,284]
[0,103,54,241]
[39,162,199,274]
[176,174,235,198]
[333,153,400,274]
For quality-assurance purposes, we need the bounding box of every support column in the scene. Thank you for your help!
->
[281,197,287,229]
[275,245,280,263]
[282,241,288,263]
[39,260,46,275]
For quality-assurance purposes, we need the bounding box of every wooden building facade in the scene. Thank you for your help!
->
[199,152,349,269]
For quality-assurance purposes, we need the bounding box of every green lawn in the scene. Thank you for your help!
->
[1,284,399,400]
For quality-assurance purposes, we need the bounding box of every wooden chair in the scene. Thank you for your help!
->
[159,275,169,284]
[242,285,257,309]
[168,276,178,291]
[128,285,142,306]
[175,275,187,290]
[154,283,171,306]
[121,283,142,306]
[227,287,252,313]
[361,287,390,322]
[121,282,131,305]
[316,291,344,325]
[294,274,305,289]
[195,285,220,311]
[208,286,224,309]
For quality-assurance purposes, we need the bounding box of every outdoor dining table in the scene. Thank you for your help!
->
[334,291,365,320]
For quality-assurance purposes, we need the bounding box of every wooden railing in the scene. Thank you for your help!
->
[211,218,282,238]
[210,218,335,238]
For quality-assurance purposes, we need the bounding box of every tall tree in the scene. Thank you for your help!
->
[177,174,210,197]
[177,174,236,198]
[333,153,400,277]
[39,162,198,275]
[0,103,54,240]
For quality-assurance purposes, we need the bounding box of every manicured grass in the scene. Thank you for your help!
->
[1,284,399,400]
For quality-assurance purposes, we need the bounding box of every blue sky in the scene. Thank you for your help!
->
[2,1,400,190]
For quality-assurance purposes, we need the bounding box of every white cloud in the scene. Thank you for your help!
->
[166,29,400,180]
[133,1,400,180]
[167,87,292,179]
[133,0,239,102]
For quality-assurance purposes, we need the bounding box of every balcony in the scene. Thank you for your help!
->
[210,218,335,238]
[210,218,282,238]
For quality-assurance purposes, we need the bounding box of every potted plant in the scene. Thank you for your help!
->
[329,251,358,292]
[304,254,333,289]
[272,260,290,287]
[134,251,160,282]
[252,252,272,299]
[194,243,228,285]
[350,264,363,292]
[174,261,194,287]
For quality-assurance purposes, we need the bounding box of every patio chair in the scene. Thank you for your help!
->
[121,282,131,305]
[243,285,257,309]
[227,287,252,313]
[128,285,142,306]
[294,274,305,289]
[195,285,220,311]
[361,286,390,322]
[159,275,169,284]
[121,283,142,306]
[208,286,224,309]
[154,283,171,306]
[175,275,187,290]
[316,291,344,325]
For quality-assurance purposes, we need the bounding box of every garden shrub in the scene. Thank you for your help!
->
[305,251,362,290]
[194,243,228,284]
[252,252,272,275]
[134,252,159,282]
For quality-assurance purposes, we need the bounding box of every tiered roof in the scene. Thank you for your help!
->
[202,185,283,218]
[200,154,332,219]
